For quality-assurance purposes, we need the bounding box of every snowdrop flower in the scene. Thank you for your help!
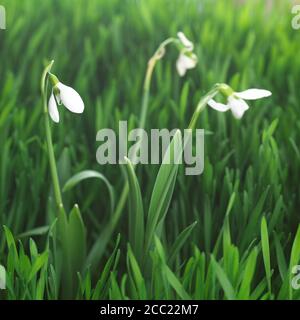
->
[48,74,84,123]
[176,31,198,77]
[208,84,272,119]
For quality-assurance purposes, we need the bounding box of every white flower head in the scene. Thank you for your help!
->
[208,84,272,119]
[177,31,194,51]
[48,74,84,123]
[176,31,198,77]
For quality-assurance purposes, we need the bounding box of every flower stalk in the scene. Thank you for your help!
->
[40,61,86,298]
[188,85,220,130]
[41,60,64,211]
[87,36,185,267]
[140,37,175,127]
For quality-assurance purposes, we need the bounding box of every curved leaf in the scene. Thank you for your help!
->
[63,170,115,214]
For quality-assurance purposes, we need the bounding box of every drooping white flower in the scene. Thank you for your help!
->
[176,31,198,77]
[177,32,194,51]
[48,76,84,123]
[176,53,198,77]
[208,86,272,119]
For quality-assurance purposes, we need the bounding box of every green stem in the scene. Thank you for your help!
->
[41,61,64,211]
[43,107,63,208]
[113,38,177,218]
[119,42,176,183]
[188,85,220,130]
[140,37,175,128]
[143,86,220,260]
[87,39,177,268]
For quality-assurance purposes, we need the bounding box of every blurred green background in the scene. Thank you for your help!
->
[0,0,300,299]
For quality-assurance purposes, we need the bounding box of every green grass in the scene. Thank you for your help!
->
[0,0,300,300]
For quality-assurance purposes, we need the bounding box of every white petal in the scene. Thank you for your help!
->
[235,89,272,100]
[55,91,62,105]
[228,96,249,119]
[207,99,230,112]
[56,82,84,113]
[176,53,197,76]
[48,92,60,123]
[177,31,194,50]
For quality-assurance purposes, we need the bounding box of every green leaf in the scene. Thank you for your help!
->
[162,265,191,300]
[289,224,300,272]
[28,251,49,281]
[57,205,86,298]
[124,157,144,263]
[261,217,272,295]
[274,233,287,281]
[127,244,147,299]
[29,238,38,260]
[63,170,115,214]
[109,272,123,299]
[250,278,267,300]
[168,221,197,265]
[3,226,18,265]
[211,255,236,300]
[145,130,182,252]
[17,226,50,239]
[92,234,120,299]
[68,204,86,274]
[154,236,191,299]
[238,247,258,299]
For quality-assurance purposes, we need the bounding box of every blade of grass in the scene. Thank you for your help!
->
[124,157,145,263]
[261,217,272,296]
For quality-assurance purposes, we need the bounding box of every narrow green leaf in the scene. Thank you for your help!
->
[68,204,86,274]
[274,233,287,281]
[154,236,190,299]
[28,251,49,281]
[92,234,120,300]
[238,247,258,299]
[261,217,272,295]
[18,226,50,239]
[168,221,197,264]
[127,244,147,299]
[63,170,115,214]
[124,157,144,263]
[211,255,236,300]
[145,130,182,252]
[3,226,18,265]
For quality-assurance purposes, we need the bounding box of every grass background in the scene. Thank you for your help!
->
[0,0,300,299]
